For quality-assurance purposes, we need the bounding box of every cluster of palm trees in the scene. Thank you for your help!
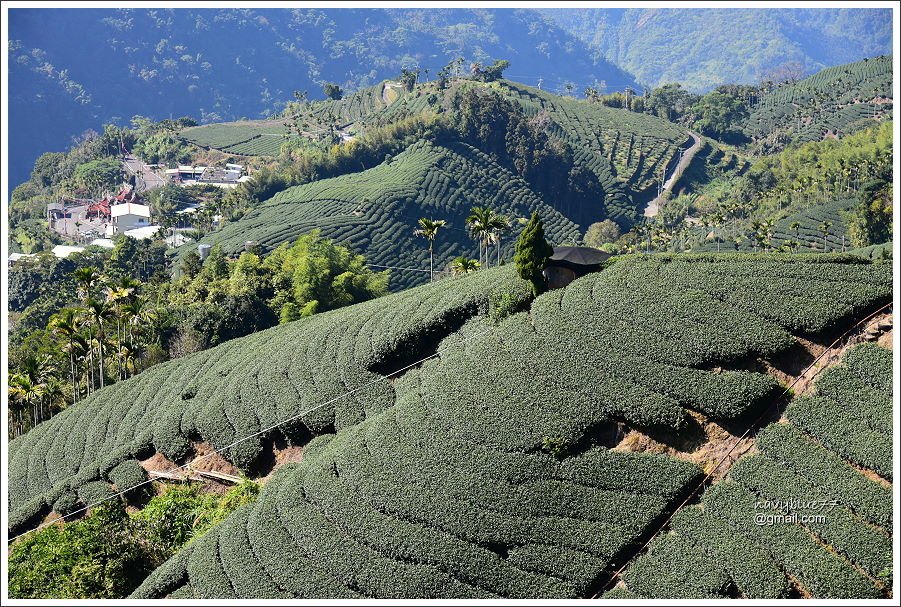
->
[7,357,65,438]
[414,206,513,282]
[8,268,163,438]
[157,203,219,243]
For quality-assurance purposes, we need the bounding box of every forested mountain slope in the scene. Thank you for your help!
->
[540,8,892,91]
[8,7,636,190]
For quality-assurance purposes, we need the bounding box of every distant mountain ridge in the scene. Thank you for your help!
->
[539,7,892,92]
[8,7,891,193]
[7,7,636,191]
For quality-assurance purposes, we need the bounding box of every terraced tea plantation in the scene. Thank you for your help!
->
[689,198,856,254]
[744,55,893,145]
[303,82,408,129]
[294,79,688,225]
[185,140,586,290]
[7,267,532,534]
[768,198,855,252]
[54,253,882,599]
[179,120,292,156]
[609,343,892,599]
[501,82,689,214]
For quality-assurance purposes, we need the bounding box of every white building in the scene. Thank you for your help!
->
[51,245,86,259]
[166,166,208,183]
[8,252,36,265]
[122,225,163,240]
[108,203,152,236]
[89,238,116,249]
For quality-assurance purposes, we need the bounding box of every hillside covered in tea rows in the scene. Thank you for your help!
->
[7,268,531,533]
[7,253,892,598]
[610,343,892,599]
[181,140,586,290]
[175,78,696,284]
[129,254,890,598]
[744,56,893,149]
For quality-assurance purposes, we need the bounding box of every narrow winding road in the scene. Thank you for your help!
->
[643,131,702,218]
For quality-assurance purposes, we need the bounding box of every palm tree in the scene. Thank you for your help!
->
[413,218,448,282]
[790,221,802,243]
[68,334,89,401]
[713,212,727,252]
[489,213,511,266]
[465,206,496,268]
[73,267,101,301]
[8,374,38,437]
[43,377,65,421]
[819,221,833,252]
[20,355,53,425]
[49,308,81,405]
[106,277,140,379]
[631,224,651,254]
[124,296,160,375]
[450,256,481,276]
[118,339,139,380]
[86,297,114,389]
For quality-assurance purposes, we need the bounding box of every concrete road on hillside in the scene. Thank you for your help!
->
[644,131,702,218]
[123,155,166,193]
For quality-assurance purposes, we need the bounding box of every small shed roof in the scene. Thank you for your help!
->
[548,246,610,267]
[52,245,86,259]
[123,225,162,240]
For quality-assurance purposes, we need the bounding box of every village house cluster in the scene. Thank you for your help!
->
[11,161,250,266]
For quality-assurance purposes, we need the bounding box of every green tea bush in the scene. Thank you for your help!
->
[620,342,891,599]
[188,141,583,291]
[8,267,531,532]
[132,257,889,599]
[621,532,731,598]
[786,396,892,480]
[755,423,892,530]
[730,454,891,578]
